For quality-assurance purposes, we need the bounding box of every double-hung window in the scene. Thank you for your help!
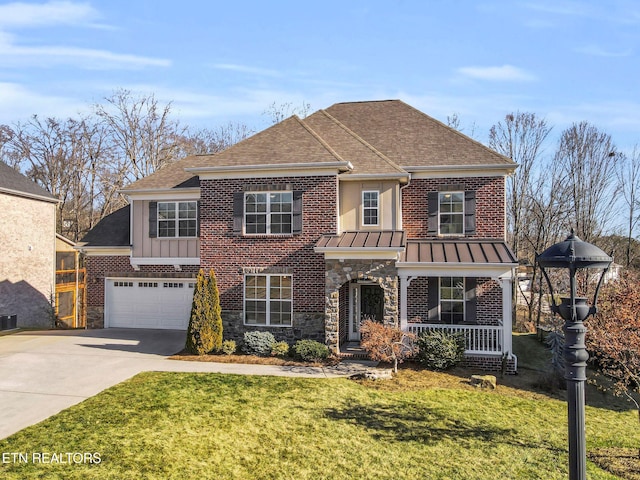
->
[440,277,465,323]
[158,201,197,237]
[245,192,293,234]
[362,190,379,226]
[438,192,464,235]
[244,274,292,326]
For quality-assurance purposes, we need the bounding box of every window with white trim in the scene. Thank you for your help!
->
[244,274,292,326]
[440,277,465,323]
[245,192,293,235]
[438,192,464,235]
[158,201,197,237]
[362,190,379,226]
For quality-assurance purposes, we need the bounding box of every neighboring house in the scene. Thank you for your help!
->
[79,100,518,371]
[0,161,58,328]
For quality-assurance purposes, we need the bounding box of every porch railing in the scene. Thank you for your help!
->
[405,323,504,355]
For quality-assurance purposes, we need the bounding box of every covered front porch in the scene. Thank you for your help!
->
[316,233,518,370]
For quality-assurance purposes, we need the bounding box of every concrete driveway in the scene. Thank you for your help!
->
[0,329,188,440]
[0,329,377,440]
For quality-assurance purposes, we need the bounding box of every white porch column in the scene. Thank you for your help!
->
[399,274,409,331]
[499,275,514,358]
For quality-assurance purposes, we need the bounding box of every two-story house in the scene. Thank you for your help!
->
[79,100,518,371]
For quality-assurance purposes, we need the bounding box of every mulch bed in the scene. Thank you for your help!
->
[589,448,640,479]
[169,350,339,367]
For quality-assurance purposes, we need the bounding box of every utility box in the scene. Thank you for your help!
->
[0,315,17,330]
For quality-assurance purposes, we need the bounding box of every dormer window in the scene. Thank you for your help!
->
[362,190,379,226]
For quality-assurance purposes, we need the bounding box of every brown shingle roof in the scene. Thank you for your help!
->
[303,111,407,177]
[325,100,513,168]
[121,99,514,192]
[401,239,517,264]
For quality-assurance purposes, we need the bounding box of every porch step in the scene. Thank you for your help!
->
[339,342,370,360]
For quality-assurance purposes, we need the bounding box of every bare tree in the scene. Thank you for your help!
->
[179,122,253,156]
[263,101,311,124]
[554,122,619,243]
[615,146,640,267]
[94,89,186,183]
[489,112,552,259]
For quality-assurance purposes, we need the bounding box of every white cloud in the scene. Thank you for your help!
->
[575,45,632,57]
[0,28,169,70]
[0,82,89,123]
[211,63,282,78]
[0,0,99,28]
[457,65,536,82]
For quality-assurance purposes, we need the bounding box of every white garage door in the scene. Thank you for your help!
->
[105,278,195,329]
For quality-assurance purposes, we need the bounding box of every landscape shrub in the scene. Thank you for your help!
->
[271,341,289,357]
[185,269,223,355]
[242,331,276,356]
[416,330,465,370]
[221,340,236,355]
[360,320,416,373]
[294,339,329,362]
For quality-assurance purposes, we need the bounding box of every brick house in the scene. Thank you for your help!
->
[79,100,518,371]
[0,161,58,328]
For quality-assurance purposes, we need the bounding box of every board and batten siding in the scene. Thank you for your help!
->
[339,181,400,231]
[131,200,199,258]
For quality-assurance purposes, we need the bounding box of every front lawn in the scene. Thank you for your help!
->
[0,369,637,479]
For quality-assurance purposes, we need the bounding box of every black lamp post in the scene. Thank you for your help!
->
[536,233,612,480]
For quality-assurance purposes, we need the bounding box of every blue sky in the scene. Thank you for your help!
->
[0,0,638,152]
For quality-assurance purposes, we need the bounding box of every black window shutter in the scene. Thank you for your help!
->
[464,191,476,235]
[465,277,477,324]
[292,191,303,234]
[428,192,439,235]
[233,192,244,234]
[427,277,440,322]
[196,201,201,237]
[149,201,157,238]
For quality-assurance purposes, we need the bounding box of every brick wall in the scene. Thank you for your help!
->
[407,277,502,326]
[0,193,56,327]
[84,255,199,327]
[402,176,505,239]
[199,176,337,313]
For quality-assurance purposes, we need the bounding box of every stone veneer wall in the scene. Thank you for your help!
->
[221,312,325,345]
[324,259,399,352]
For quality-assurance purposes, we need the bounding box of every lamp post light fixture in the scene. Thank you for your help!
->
[536,232,612,480]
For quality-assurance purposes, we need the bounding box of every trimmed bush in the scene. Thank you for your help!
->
[271,341,289,357]
[294,339,329,362]
[221,340,236,356]
[242,331,276,356]
[416,330,465,370]
[185,269,223,355]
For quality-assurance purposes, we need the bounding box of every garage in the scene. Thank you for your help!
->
[105,278,195,329]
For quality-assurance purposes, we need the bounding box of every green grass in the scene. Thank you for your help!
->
[0,368,637,480]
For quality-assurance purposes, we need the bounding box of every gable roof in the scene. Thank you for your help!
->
[120,99,515,192]
[0,161,58,203]
[324,100,512,168]
[79,205,130,247]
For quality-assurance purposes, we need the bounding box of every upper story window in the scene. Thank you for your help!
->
[362,190,379,226]
[438,192,464,235]
[428,190,475,236]
[245,192,293,235]
[440,277,465,324]
[157,201,197,238]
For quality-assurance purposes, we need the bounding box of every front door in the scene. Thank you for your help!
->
[348,283,384,341]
